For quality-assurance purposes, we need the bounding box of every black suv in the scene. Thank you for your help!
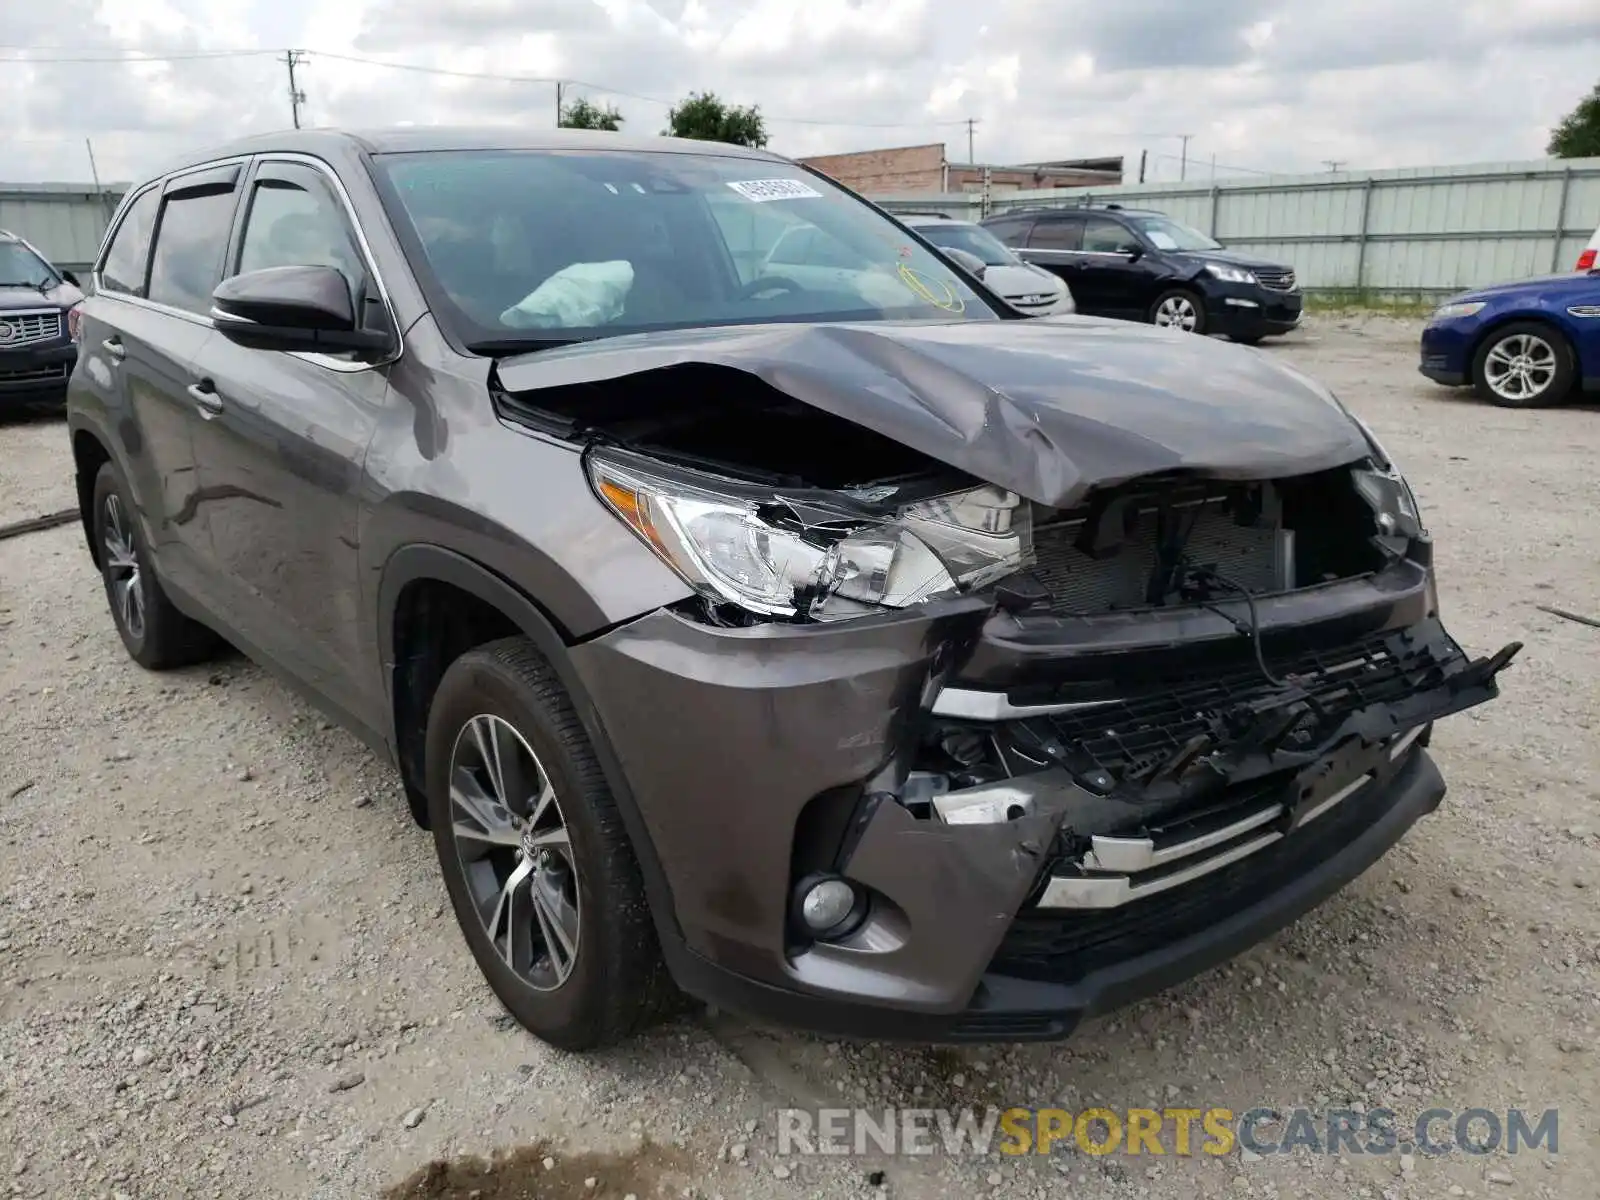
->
[1,229,83,410]
[67,130,1514,1050]
[983,206,1302,343]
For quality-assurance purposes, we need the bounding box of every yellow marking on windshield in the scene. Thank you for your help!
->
[897,264,966,313]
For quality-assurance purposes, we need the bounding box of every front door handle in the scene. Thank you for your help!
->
[186,380,224,417]
[101,337,125,361]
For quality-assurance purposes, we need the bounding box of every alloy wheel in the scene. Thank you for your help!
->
[1155,295,1199,331]
[102,494,146,642]
[448,714,580,992]
[1483,333,1556,402]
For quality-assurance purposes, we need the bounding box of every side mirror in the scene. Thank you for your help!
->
[61,269,80,288]
[944,248,987,280]
[1120,244,1144,261]
[211,265,392,355]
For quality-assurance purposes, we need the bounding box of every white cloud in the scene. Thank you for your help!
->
[2,0,1596,183]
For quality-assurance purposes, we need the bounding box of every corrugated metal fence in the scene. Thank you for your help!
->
[872,156,1600,298]
[0,183,125,276]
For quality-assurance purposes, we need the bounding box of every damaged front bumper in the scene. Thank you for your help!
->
[569,549,1518,1042]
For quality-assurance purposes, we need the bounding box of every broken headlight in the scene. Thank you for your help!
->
[588,447,1031,620]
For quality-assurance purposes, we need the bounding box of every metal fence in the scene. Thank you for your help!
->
[871,156,1600,298]
[0,183,126,276]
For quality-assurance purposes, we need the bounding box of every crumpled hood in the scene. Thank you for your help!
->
[496,317,1371,508]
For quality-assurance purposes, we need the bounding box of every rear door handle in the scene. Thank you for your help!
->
[186,380,224,417]
[101,337,125,361]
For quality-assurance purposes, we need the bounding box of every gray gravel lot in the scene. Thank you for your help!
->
[1,317,1596,1199]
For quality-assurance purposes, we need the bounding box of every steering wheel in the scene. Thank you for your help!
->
[735,275,805,300]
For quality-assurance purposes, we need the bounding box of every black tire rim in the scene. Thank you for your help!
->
[448,714,580,992]
[102,493,146,642]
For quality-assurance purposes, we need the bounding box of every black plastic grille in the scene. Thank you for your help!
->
[1030,499,1279,614]
[1029,631,1453,781]
[991,752,1412,982]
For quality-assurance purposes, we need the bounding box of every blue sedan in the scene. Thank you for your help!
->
[1419,271,1600,407]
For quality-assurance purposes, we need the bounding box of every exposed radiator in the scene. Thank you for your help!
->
[1029,496,1283,614]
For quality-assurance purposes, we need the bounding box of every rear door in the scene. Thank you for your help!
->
[1022,215,1092,309]
[186,156,394,730]
[82,167,242,608]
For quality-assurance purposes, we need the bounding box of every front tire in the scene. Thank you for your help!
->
[425,637,674,1050]
[91,461,220,669]
[1150,288,1207,334]
[1471,321,1574,408]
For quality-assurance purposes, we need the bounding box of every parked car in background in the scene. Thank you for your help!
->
[0,229,83,411]
[983,205,1301,344]
[70,129,1515,1051]
[899,214,1073,316]
[1419,270,1600,407]
[1574,218,1600,272]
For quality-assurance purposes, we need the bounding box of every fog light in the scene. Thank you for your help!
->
[799,877,860,935]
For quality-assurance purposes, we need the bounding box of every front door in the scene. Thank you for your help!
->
[1075,215,1156,319]
[187,157,393,733]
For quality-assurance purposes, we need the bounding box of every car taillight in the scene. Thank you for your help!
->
[1578,249,1598,272]
[66,304,83,343]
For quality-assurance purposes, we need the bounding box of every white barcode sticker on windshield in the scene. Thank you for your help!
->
[726,178,823,202]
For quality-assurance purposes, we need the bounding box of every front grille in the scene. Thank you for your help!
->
[1033,629,1452,782]
[0,309,63,348]
[991,744,1415,982]
[1030,496,1281,614]
[0,361,68,383]
[1008,293,1058,309]
[1254,267,1296,291]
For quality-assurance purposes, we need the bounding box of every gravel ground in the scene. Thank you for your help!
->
[1,317,1596,1200]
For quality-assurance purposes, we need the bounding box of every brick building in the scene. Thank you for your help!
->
[797,143,1123,196]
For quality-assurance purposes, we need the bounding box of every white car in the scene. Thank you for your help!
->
[1576,218,1600,271]
[902,215,1075,316]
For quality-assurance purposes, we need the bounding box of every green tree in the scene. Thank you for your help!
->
[664,91,768,148]
[560,96,624,131]
[1548,80,1600,158]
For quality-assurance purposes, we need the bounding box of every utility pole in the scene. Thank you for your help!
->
[282,50,306,129]
[84,138,112,222]
[1322,159,1346,173]
[966,117,978,164]
[1178,133,1193,181]
[555,80,564,127]
[1137,148,1147,184]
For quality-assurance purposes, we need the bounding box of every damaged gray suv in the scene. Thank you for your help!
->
[67,130,1519,1049]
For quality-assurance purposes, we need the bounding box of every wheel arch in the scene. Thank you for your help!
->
[1467,311,1580,379]
[378,544,684,942]
[70,424,114,567]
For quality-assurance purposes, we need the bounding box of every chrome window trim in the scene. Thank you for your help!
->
[93,152,403,375]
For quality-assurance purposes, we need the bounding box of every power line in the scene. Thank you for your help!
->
[2,44,974,131]
[0,48,272,63]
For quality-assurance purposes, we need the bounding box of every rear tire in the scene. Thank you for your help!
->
[1470,321,1574,408]
[1150,288,1207,334]
[425,636,676,1050]
[91,461,220,669]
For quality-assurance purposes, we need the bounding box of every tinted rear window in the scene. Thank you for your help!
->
[148,189,238,315]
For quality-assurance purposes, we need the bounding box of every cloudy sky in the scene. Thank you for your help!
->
[4,0,1598,185]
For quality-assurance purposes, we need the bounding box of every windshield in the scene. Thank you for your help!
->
[0,241,52,287]
[1125,214,1222,252]
[914,222,1019,267]
[374,149,998,349]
